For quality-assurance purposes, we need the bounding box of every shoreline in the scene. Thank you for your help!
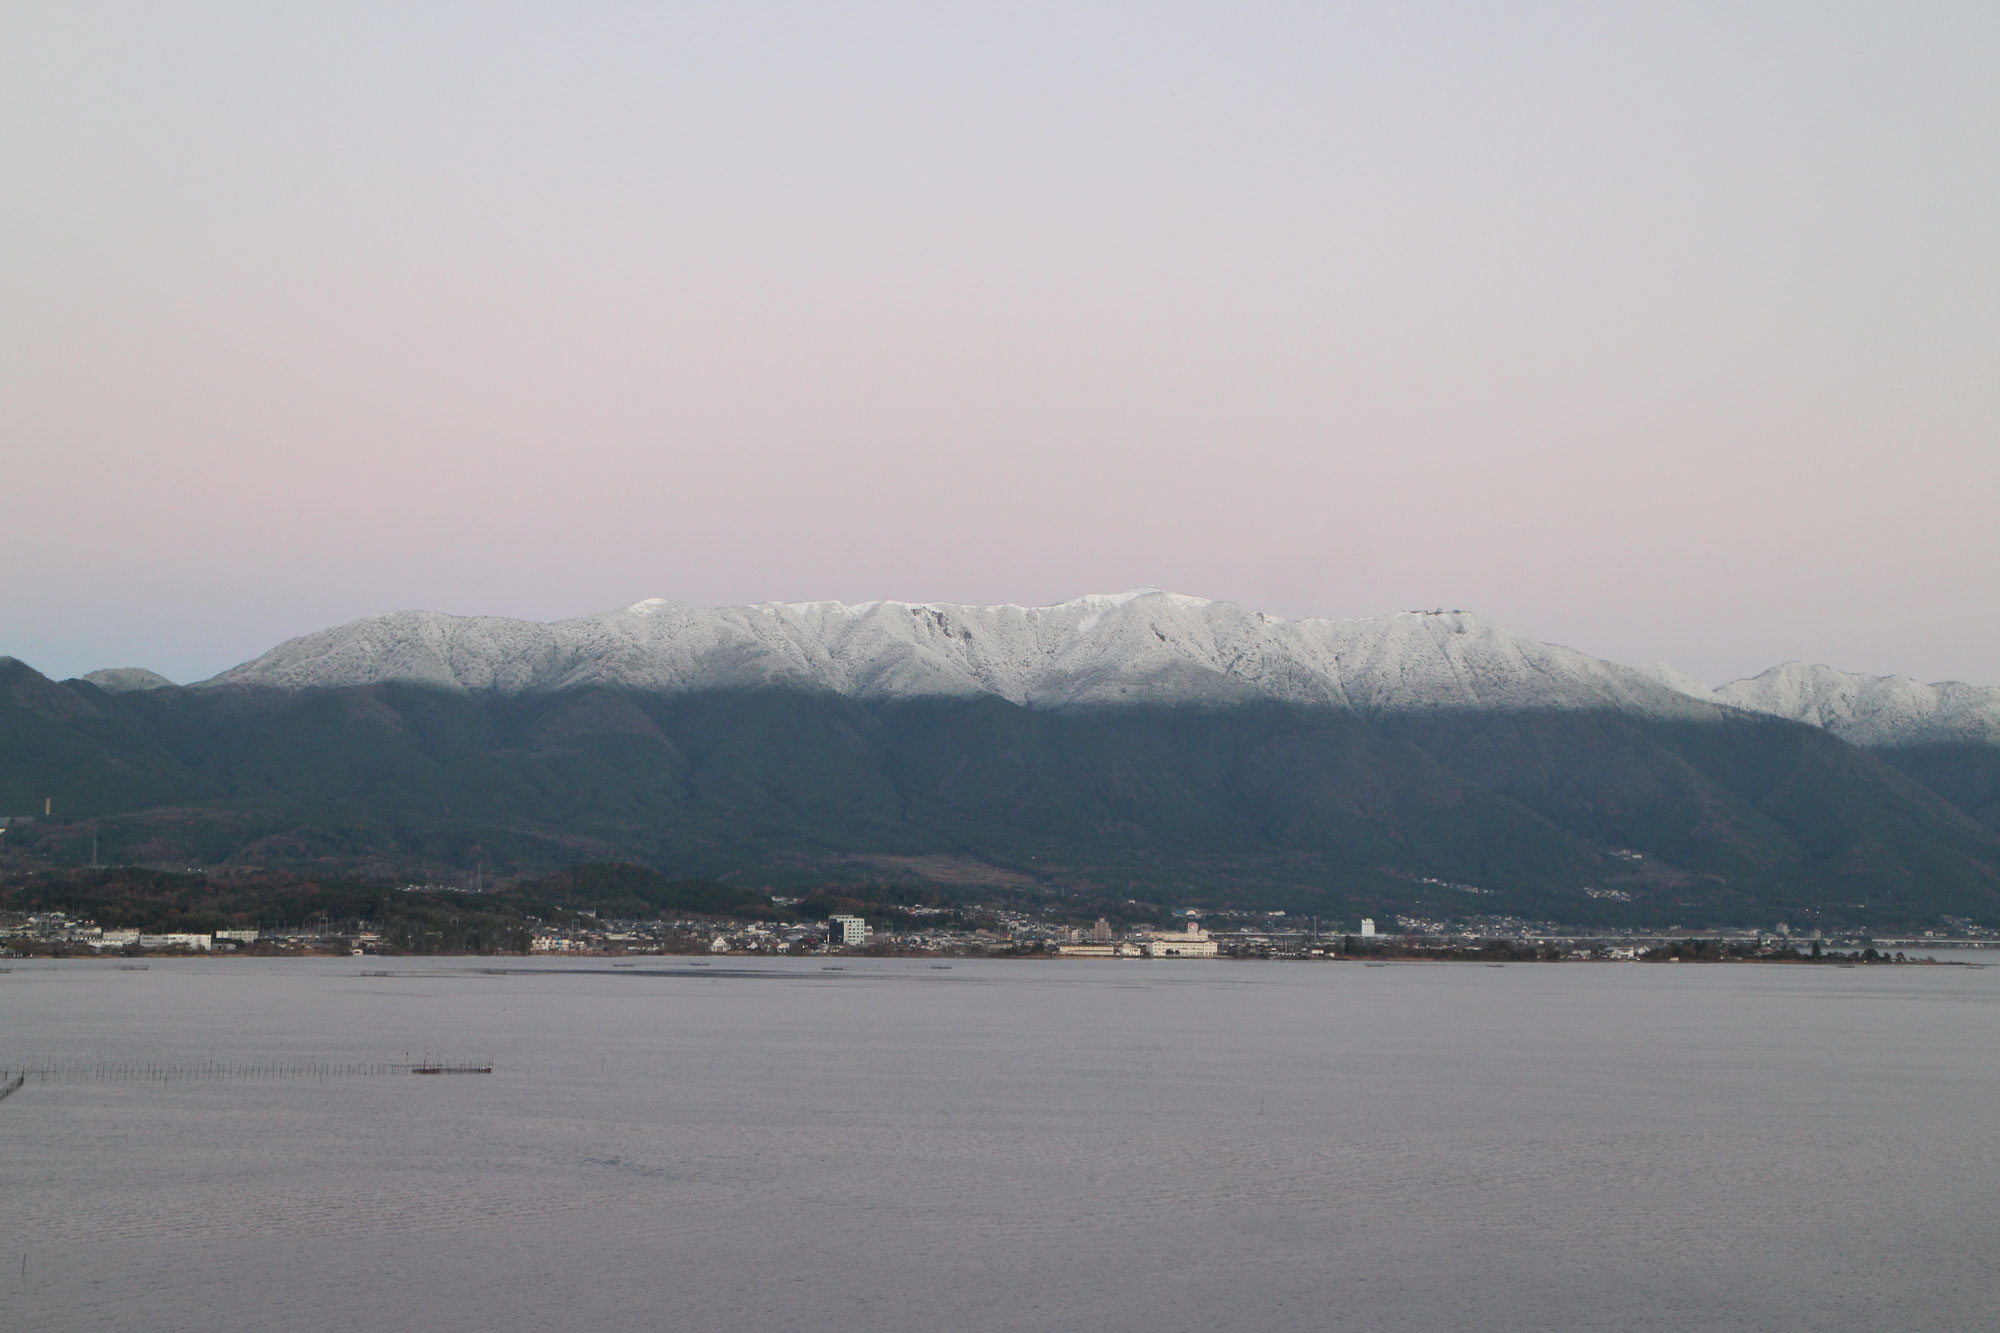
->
[2,946,1977,966]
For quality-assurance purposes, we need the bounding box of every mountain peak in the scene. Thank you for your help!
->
[1717,661,2000,747]
[81,667,178,693]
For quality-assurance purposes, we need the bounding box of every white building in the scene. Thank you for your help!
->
[1053,941,1143,957]
[1360,918,1377,937]
[1146,920,1219,958]
[829,915,870,946]
[136,933,212,951]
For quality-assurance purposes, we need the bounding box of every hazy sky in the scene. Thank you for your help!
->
[4,2,1996,686]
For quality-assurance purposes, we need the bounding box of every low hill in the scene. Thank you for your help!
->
[511,863,775,919]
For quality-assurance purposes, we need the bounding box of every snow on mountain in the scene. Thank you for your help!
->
[80,667,177,692]
[196,589,1729,720]
[1621,661,1722,702]
[1716,663,2000,748]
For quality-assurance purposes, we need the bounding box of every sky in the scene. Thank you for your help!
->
[3,2,1996,687]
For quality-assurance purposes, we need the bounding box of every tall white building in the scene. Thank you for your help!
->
[829,915,870,946]
[1359,918,1377,937]
[1145,919,1218,958]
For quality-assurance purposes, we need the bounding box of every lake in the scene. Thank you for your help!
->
[3,956,1996,1331]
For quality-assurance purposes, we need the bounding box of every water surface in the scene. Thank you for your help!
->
[3,957,1995,1331]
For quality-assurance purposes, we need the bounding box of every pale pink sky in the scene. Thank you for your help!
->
[4,3,1996,686]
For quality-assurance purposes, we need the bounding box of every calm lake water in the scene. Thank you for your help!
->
[3,956,1997,1332]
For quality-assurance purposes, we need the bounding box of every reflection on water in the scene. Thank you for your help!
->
[2,957,1996,1332]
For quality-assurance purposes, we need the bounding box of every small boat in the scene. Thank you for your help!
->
[410,1064,493,1075]
[117,964,149,971]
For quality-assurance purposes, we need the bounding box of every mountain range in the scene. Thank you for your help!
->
[9,589,2000,930]
[76,589,2000,748]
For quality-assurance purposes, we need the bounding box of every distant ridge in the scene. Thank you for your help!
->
[81,668,177,693]
[194,589,1725,720]
[1716,662,2000,748]
[175,590,2000,753]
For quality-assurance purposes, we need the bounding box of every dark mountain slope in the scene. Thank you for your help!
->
[0,658,201,814]
[1876,745,2000,834]
[1381,710,2000,926]
[3,661,1999,929]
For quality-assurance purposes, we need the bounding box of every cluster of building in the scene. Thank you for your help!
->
[530,917,836,955]
[0,912,391,955]
[0,910,97,947]
[519,910,1237,958]
[10,903,1997,961]
[1051,917,1219,957]
[97,928,265,951]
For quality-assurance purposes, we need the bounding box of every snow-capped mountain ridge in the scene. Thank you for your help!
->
[196,590,1716,719]
[186,589,2000,746]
